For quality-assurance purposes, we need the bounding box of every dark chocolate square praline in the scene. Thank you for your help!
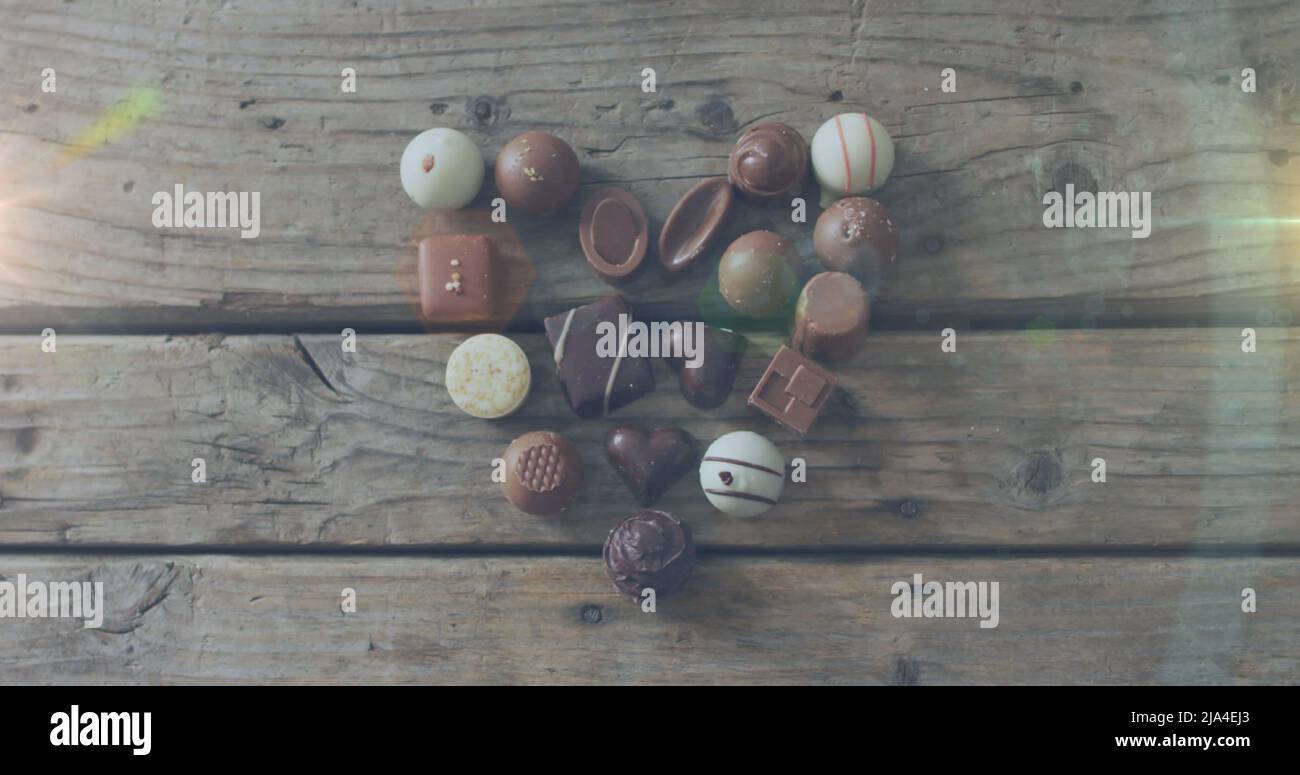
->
[544,295,655,418]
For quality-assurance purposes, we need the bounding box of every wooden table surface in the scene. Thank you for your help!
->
[0,0,1297,684]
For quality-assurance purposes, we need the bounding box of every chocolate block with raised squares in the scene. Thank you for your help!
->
[747,345,837,436]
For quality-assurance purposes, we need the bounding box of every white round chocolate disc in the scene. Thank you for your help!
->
[699,431,786,517]
[811,113,894,205]
[445,334,531,419]
[400,127,485,210]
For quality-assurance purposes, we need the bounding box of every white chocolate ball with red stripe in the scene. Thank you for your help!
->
[700,431,786,517]
[811,113,894,206]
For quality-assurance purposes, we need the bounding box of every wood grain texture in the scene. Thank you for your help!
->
[2,329,1295,549]
[0,554,1293,684]
[0,0,1296,332]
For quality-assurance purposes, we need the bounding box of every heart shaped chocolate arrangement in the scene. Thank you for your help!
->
[605,426,697,506]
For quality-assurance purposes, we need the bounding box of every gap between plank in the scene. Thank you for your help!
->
[2,543,1299,559]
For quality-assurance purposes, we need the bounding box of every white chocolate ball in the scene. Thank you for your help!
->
[699,431,785,517]
[811,113,894,206]
[400,128,484,210]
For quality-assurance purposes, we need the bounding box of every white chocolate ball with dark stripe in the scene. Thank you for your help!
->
[810,113,894,206]
[699,431,786,517]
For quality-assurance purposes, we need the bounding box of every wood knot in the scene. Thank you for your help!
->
[1051,162,1098,196]
[261,116,285,130]
[695,98,737,136]
[469,96,508,127]
[1069,80,1084,94]
[1268,149,1290,166]
[580,604,603,624]
[898,500,922,519]
[429,102,448,115]
[829,90,844,102]
[15,426,37,455]
[894,656,921,685]
[1016,450,1063,497]
[923,235,945,254]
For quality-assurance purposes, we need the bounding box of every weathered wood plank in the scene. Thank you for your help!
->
[1,329,1296,548]
[0,0,1296,331]
[0,554,1293,684]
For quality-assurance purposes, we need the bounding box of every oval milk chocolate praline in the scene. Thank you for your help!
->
[727,122,809,204]
[792,272,870,362]
[603,509,696,599]
[813,196,900,288]
[495,131,580,218]
[717,230,802,316]
[658,177,733,274]
[579,187,648,282]
[502,431,584,516]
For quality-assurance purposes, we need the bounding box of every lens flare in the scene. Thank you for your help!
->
[56,85,162,167]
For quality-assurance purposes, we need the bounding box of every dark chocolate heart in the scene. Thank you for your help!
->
[605,426,697,506]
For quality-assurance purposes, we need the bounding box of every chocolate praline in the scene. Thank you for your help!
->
[605,426,696,506]
[502,431,583,516]
[748,346,837,437]
[727,122,809,204]
[494,131,580,217]
[603,509,695,599]
[658,178,733,274]
[663,324,747,410]
[813,196,899,288]
[717,230,802,316]
[792,271,870,362]
[543,295,656,418]
[579,187,648,283]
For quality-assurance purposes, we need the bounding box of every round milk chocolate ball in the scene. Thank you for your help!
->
[603,510,695,599]
[727,122,809,204]
[502,431,583,516]
[494,131,580,217]
[718,230,802,316]
[400,128,484,210]
[813,196,899,288]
